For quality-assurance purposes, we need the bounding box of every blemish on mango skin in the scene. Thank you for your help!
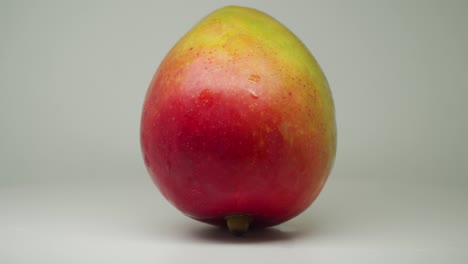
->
[248,74,261,83]
[198,88,215,108]
[248,89,259,99]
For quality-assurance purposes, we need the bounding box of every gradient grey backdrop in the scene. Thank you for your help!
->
[1,0,467,263]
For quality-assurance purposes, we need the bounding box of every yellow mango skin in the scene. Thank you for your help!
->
[141,6,336,226]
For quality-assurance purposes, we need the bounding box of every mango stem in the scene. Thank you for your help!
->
[225,214,251,236]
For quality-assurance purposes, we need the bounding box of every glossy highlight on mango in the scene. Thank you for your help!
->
[141,6,336,235]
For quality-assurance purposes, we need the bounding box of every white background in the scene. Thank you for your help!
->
[1,0,467,263]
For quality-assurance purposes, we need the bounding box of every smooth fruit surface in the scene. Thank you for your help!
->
[141,6,336,228]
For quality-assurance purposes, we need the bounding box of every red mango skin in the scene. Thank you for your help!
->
[141,6,336,228]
